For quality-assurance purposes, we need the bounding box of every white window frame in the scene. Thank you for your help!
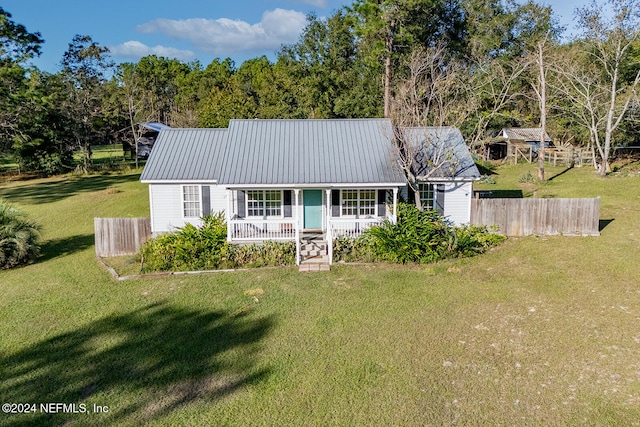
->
[246,190,283,219]
[340,189,377,218]
[182,185,201,218]
[418,183,435,210]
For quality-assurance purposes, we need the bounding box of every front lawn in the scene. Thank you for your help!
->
[1,165,640,426]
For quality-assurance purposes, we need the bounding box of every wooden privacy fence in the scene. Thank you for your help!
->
[471,198,600,237]
[94,217,151,257]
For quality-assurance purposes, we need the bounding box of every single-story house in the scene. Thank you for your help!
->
[140,119,480,264]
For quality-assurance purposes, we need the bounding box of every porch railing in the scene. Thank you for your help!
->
[229,218,297,241]
[329,217,383,239]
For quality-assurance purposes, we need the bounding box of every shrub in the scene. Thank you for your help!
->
[479,174,496,184]
[139,213,296,272]
[0,199,42,269]
[334,203,505,264]
[332,235,378,263]
[519,171,535,183]
[234,241,296,268]
[140,213,233,272]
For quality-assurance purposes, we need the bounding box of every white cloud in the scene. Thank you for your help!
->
[108,41,197,61]
[135,8,307,56]
[292,0,327,6]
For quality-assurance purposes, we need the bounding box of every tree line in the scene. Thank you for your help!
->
[0,0,639,177]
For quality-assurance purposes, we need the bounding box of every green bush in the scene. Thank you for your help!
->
[332,235,378,263]
[334,203,505,264]
[0,199,42,269]
[519,171,535,183]
[234,241,296,268]
[139,213,296,272]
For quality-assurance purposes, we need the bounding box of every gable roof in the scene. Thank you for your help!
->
[140,119,478,185]
[400,127,480,180]
[220,119,405,185]
[501,128,552,142]
[140,128,228,182]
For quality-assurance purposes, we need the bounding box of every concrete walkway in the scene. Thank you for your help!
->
[299,262,330,272]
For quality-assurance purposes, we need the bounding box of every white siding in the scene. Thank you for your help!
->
[149,183,228,234]
[443,182,473,225]
[209,185,227,215]
[149,184,182,233]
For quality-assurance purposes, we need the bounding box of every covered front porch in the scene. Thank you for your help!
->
[225,187,400,265]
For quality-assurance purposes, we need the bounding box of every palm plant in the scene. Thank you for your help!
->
[0,199,42,268]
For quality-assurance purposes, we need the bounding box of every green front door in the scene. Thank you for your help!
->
[303,190,323,230]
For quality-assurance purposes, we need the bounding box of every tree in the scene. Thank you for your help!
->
[0,7,43,150]
[349,0,465,117]
[60,35,113,172]
[557,0,640,175]
[12,70,77,175]
[127,55,191,126]
[174,58,235,127]
[459,0,560,158]
[0,199,41,269]
[389,45,474,207]
[523,32,558,182]
[118,62,156,167]
[277,11,380,118]
[461,56,527,150]
[199,75,256,128]
[532,39,548,181]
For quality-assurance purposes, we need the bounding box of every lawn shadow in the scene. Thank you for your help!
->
[488,189,524,198]
[0,302,275,426]
[547,166,574,181]
[599,219,614,232]
[0,174,137,205]
[39,234,95,262]
[475,162,497,176]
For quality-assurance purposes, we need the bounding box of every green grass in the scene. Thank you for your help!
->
[2,165,640,426]
[0,144,142,177]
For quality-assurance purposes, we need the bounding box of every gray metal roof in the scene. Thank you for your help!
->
[140,128,228,181]
[400,127,480,180]
[501,128,552,143]
[140,120,478,184]
[140,122,170,132]
[218,119,406,185]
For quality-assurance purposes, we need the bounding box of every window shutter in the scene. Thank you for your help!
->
[202,185,211,216]
[283,190,292,218]
[435,184,445,216]
[377,189,386,217]
[331,190,340,217]
[237,190,246,219]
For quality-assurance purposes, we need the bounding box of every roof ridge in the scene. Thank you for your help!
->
[228,118,389,122]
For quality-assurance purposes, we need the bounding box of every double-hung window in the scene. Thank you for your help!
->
[341,189,376,217]
[246,190,282,217]
[183,185,201,218]
[418,183,435,210]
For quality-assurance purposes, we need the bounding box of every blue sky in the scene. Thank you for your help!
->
[6,0,584,73]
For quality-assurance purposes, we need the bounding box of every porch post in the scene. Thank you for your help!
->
[392,187,398,224]
[226,189,233,242]
[325,188,333,265]
[294,189,300,265]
